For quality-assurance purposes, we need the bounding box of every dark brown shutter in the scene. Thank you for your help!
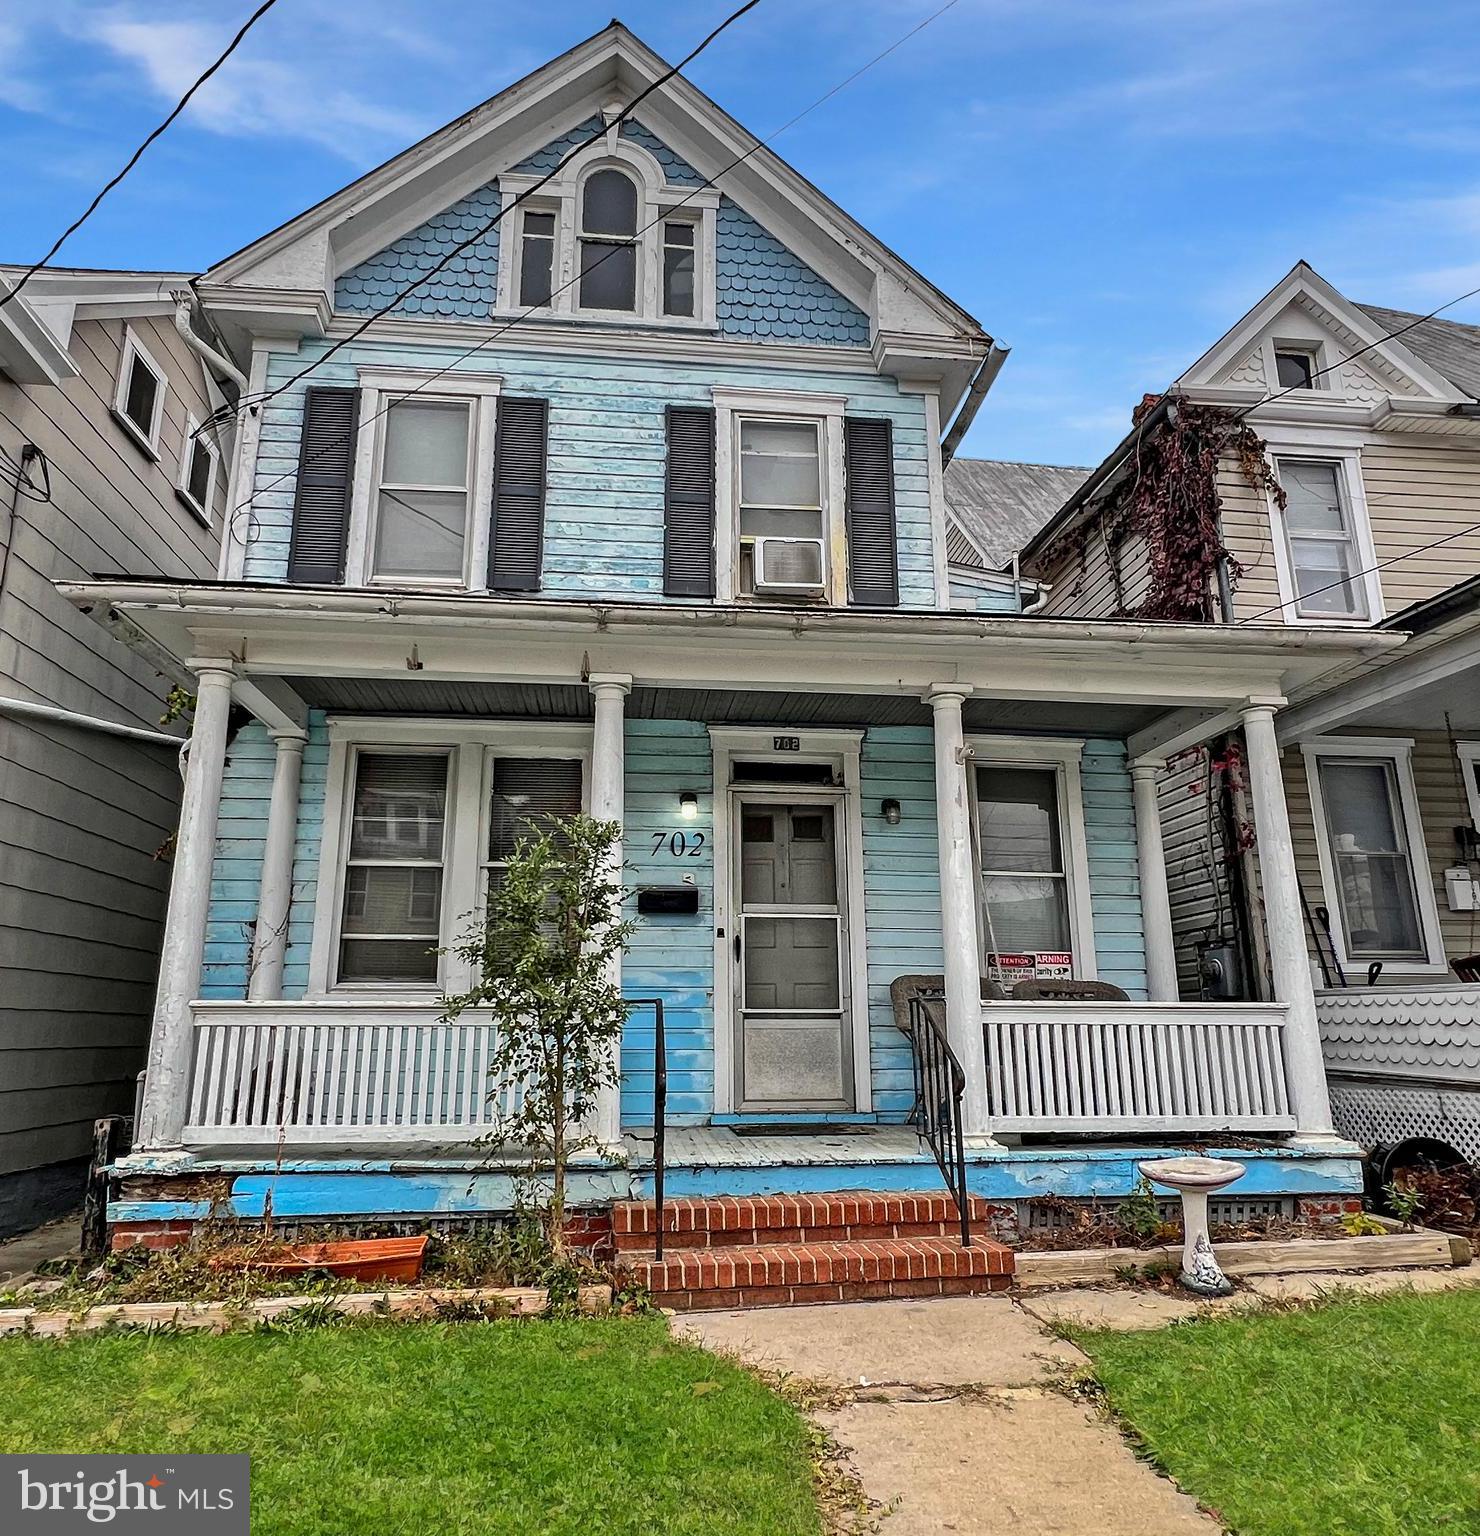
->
[286,386,360,584]
[489,396,549,592]
[664,405,716,598]
[844,416,898,608]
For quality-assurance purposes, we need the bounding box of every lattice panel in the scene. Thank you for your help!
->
[1328,1078,1480,1163]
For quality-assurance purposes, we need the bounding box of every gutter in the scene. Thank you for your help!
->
[0,693,186,748]
[940,342,1010,467]
[58,578,1405,657]
[172,291,248,393]
[1378,572,1480,636]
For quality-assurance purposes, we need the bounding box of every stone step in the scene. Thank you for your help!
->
[611,1191,993,1251]
[623,1233,1014,1311]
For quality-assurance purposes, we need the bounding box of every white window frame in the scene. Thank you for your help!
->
[493,137,718,329]
[176,414,218,526]
[1301,736,1447,975]
[344,367,502,590]
[966,735,1097,980]
[310,718,593,997]
[712,387,848,606]
[113,324,168,457]
[1456,742,1480,841]
[1266,445,1384,626]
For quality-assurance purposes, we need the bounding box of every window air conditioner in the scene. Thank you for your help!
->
[753,536,826,595]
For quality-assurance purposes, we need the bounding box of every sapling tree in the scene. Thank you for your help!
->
[442,814,633,1259]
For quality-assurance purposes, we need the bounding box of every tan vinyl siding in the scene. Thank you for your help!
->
[1218,450,1284,621]
[1158,748,1237,999]
[1282,728,1480,983]
[0,311,227,1179]
[1032,524,1152,617]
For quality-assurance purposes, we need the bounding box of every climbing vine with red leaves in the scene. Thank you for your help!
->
[1059,396,1285,622]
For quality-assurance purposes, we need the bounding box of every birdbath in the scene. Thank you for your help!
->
[1138,1156,1246,1297]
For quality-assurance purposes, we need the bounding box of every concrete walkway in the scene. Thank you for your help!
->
[0,1212,81,1287]
[679,1296,1219,1534]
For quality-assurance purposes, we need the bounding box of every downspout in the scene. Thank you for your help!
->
[940,342,1010,467]
[172,291,247,394]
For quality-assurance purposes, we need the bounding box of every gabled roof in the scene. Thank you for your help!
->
[1358,303,1480,401]
[944,457,1090,568]
[201,21,988,383]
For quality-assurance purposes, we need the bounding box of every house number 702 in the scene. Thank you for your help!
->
[652,831,705,858]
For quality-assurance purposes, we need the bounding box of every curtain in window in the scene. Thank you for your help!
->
[1317,757,1425,959]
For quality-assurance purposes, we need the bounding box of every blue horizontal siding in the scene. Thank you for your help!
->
[1082,738,1148,999]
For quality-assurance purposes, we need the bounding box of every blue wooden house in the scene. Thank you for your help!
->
[67,24,1381,1288]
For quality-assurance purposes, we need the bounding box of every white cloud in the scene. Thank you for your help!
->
[87,13,429,162]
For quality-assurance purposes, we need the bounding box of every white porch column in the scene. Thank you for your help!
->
[1131,757,1179,1002]
[136,660,236,1150]
[588,673,631,1149]
[247,727,307,1002]
[1240,703,1336,1139]
[926,687,994,1141]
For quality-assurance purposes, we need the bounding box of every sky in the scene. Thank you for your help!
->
[3,0,1480,468]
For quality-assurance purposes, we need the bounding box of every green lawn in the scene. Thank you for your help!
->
[1077,1289,1480,1536]
[0,1317,821,1536]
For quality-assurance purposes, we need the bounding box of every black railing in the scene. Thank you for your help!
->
[629,996,668,1261]
[905,991,972,1247]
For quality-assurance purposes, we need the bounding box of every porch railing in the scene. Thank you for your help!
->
[983,1002,1296,1134]
[904,991,972,1246]
[185,1002,514,1144]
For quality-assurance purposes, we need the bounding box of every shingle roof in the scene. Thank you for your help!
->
[943,457,1092,568]
[1358,303,1480,400]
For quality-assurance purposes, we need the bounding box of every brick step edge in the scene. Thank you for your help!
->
[658,1272,1013,1311]
[623,1234,1014,1294]
[612,1192,993,1247]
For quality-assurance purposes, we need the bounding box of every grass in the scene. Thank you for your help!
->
[0,1317,822,1536]
[1076,1289,1480,1536]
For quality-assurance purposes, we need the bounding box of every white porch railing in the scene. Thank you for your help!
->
[982,1002,1296,1133]
[185,1001,515,1145]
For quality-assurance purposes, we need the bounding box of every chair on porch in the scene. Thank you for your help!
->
[1453,955,1480,983]
[889,974,1005,1127]
[1008,978,1131,1003]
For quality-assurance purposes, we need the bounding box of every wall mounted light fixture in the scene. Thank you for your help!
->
[679,792,699,820]
[881,798,902,825]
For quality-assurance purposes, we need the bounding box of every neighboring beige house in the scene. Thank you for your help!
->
[0,268,236,1232]
[1012,262,1480,1158]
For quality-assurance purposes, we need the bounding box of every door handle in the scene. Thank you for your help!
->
[734,931,742,961]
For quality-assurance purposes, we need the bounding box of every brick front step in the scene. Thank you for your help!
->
[611,1191,994,1251]
[622,1234,1014,1310]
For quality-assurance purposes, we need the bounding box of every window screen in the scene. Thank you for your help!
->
[1317,757,1426,960]
[338,752,449,983]
[976,764,1072,956]
[663,221,695,317]
[373,398,471,581]
[579,169,638,311]
[519,210,556,308]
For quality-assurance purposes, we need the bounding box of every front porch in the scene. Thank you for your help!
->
[68,583,1381,1227]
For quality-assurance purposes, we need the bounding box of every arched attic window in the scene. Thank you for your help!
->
[579,167,639,312]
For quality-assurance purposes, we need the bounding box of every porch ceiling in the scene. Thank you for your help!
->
[292,675,1163,735]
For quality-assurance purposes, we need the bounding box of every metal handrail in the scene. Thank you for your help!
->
[905,991,972,1247]
[627,997,668,1261]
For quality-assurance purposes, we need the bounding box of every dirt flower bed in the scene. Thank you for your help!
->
[3,1219,630,1314]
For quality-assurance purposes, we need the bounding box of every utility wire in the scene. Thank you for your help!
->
[220,0,964,554]
[1,0,282,311]
[223,0,764,423]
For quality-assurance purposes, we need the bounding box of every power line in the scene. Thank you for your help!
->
[226,0,763,423]
[221,0,964,555]
[1,0,282,311]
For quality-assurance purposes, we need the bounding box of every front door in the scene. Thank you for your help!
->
[735,799,852,1111]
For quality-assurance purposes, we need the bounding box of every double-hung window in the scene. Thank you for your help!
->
[1304,739,1443,970]
[662,220,696,318]
[578,168,639,312]
[1273,457,1377,621]
[372,397,474,583]
[969,739,1096,982]
[737,418,826,596]
[339,751,450,984]
[177,416,218,523]
[317,726,591,993]
[518,209,557,308]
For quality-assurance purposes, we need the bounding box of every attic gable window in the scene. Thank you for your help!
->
[495,139,718,327]
[1274,347,1318,390]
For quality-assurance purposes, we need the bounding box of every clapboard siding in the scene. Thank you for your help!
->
[1031,526,1152,618]
[1282,728,1478,981]
[0,312,226,1182]
[243,338,937,606]
[1158,746,1237,1000]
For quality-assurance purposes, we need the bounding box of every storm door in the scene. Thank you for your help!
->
[734,799,852,1111]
